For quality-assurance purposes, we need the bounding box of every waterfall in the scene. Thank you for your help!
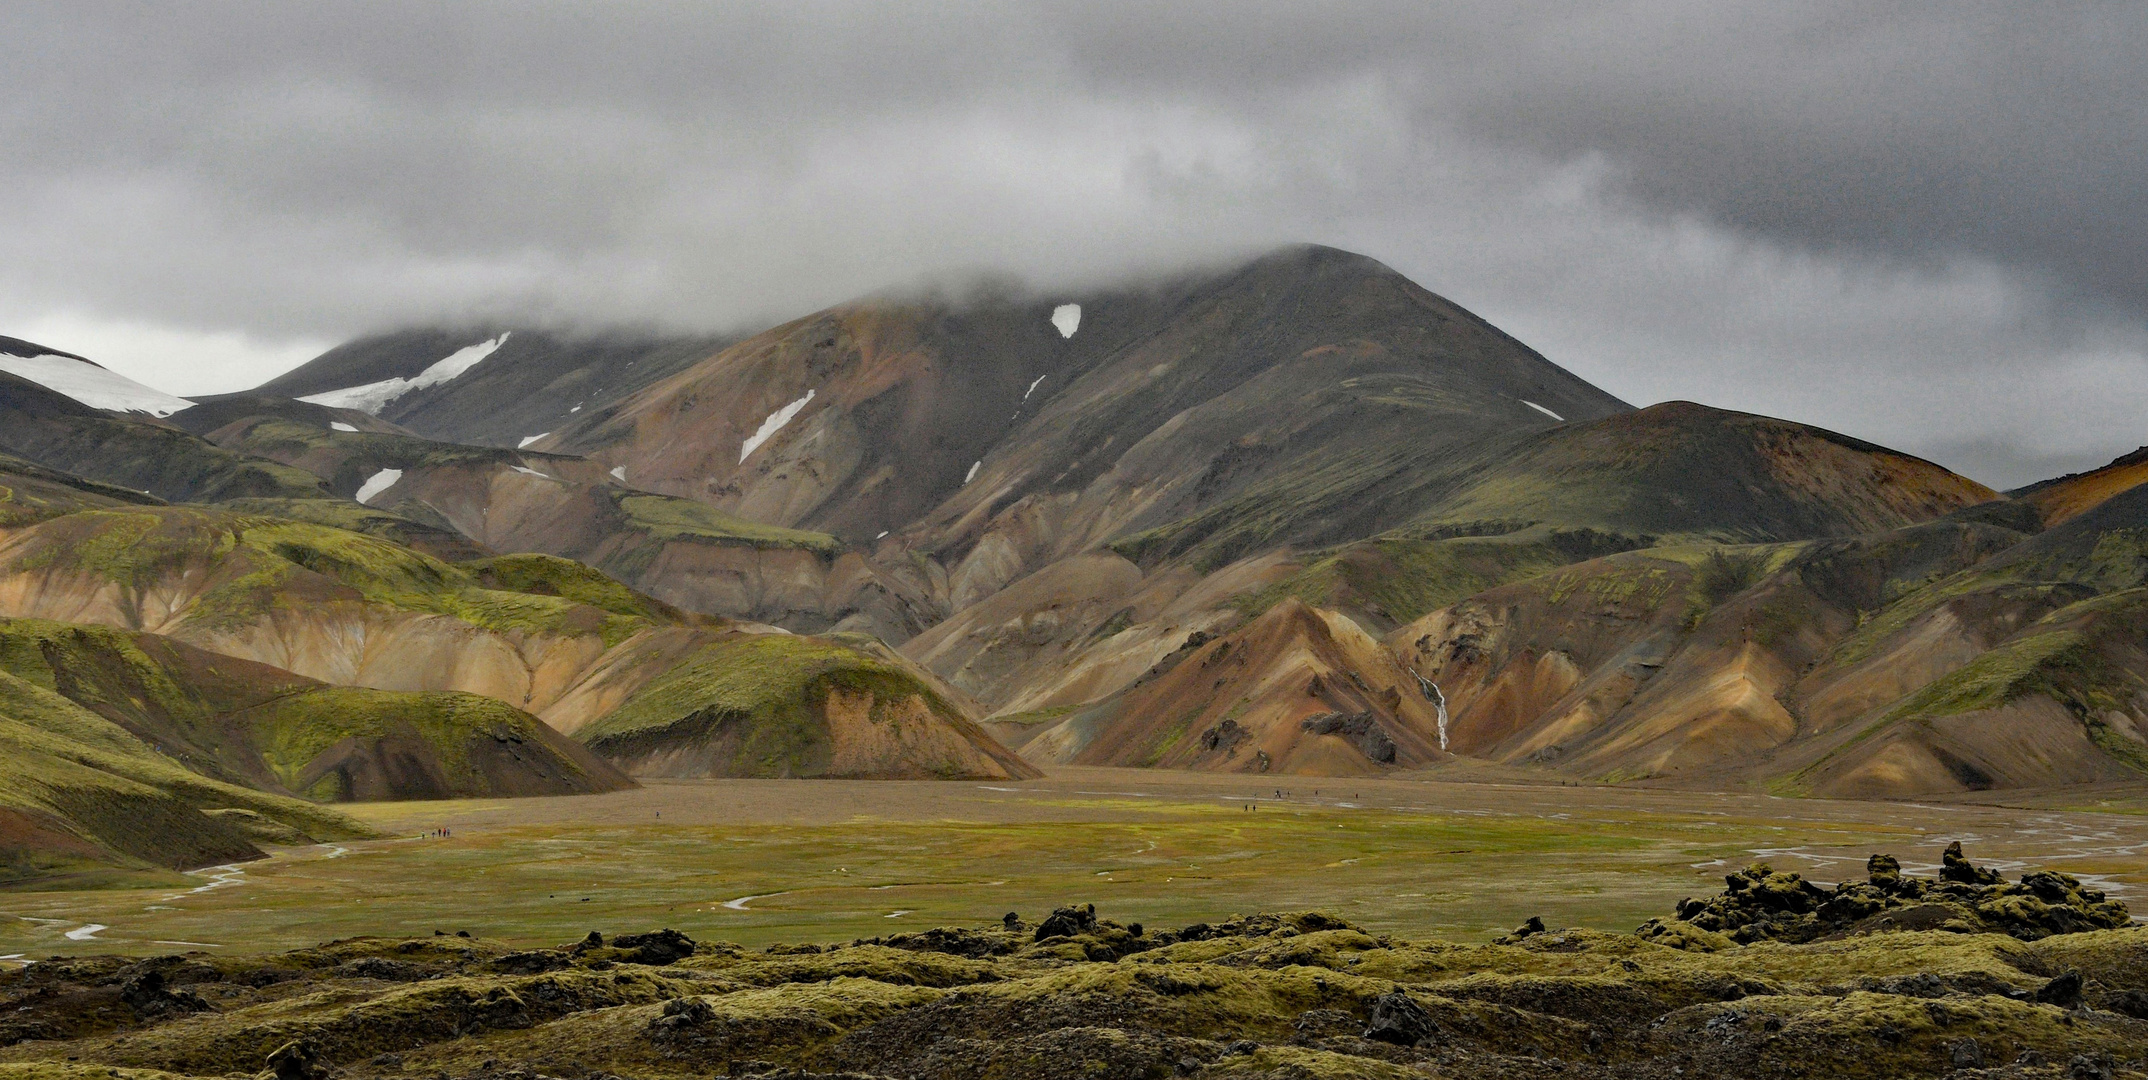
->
[1412,669,1449,752]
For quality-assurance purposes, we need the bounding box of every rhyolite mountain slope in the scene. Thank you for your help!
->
[1001,401,2000,778]
[1386,468,2148,797]
[0,507,1034,784]
[8,242,2138,798]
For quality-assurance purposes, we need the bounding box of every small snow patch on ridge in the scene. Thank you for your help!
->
[518,432,548,448]
[511,466,552,480]
[1022,374,1048,401]
[0,352,194,417]
[610,466,627,482]
[330,422,358,432]
[964,460,981,484]
[1051,304,1081,338]
[741,389,814,462]
[1522,400,1564,422]
[299,332,510,414]
[354,469,402,504]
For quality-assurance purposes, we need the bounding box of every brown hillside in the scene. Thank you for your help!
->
[1022,598,1448,775]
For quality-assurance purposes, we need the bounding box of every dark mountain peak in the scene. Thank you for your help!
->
[0,334,92,364]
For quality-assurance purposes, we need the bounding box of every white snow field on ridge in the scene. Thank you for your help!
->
[0,348,195,417]
[298,333,511,414]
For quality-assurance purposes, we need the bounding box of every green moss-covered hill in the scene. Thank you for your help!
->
[0,505,1033,791]
[0,372,329,506]
[574,631,1038,781]
[0,453,163,530]
[0,618,632,804]
[0,669,373,889]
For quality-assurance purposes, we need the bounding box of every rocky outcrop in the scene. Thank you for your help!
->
[1638,844,2132,947]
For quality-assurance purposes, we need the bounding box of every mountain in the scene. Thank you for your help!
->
[995,402,1998,777]
[0,667,373,887]
[2012,444,2148,527]
[549,245,1627,562]
[0,617,632,801]
[6,241,2130,801]
[0,505,1031,783]
[0,334,193,417]
[0,369,331,504]
[0,451,164,528]
[249,327,736,448]
[1385,460,2148,797]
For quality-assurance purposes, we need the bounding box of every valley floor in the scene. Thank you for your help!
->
[5,768,2146,960]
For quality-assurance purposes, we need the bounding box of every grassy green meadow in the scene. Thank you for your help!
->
[5,767,2146,960]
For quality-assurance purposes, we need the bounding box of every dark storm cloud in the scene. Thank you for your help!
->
[1,2,2143,485]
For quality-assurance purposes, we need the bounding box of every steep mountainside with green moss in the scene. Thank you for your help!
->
[0,618,632,803]
[574,631,1036,780]
[0,670,374,888]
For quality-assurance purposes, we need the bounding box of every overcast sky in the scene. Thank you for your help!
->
[4,2,2144,488]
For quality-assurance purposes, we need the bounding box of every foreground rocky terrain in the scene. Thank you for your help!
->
[0,846,2141,1080]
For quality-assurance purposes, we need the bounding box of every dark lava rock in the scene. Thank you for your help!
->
[339,956,427,981]
[1299,711,1398,763]
[1362,989,1439,1047]
[612,929,697,965]
[265,1038,330,1080]
[118,969,210,1019]
[1941,840,2004,885]
[2105,988,2148,1019]
[2036,970,2084,1008]
[1199,718,1247,754]
[491,950,572,975]
[859,926,1017,959]
[1495,916,1547,945]
[1636,844,2130,945]
[1034,904,1098,941]
[646,995,715,1039]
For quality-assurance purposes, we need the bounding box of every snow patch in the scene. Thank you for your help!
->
[740,389,815,462]
[1050,304,1081,338]
[518,432,549,448]
[0,352,194,416]
[570,404,582,412]
[510,466,552,480]
[329,421,358,432]
[963,460,981,484]
[1022,374,1048,400]
[64,925,107,941]
[876,530,889,540]
[609,466,627,482]
[354,469,402,505]
[298,332,510,414]
[1522,400,1564,422]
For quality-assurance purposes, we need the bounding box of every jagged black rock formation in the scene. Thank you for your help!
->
[1638,844,2132,946]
